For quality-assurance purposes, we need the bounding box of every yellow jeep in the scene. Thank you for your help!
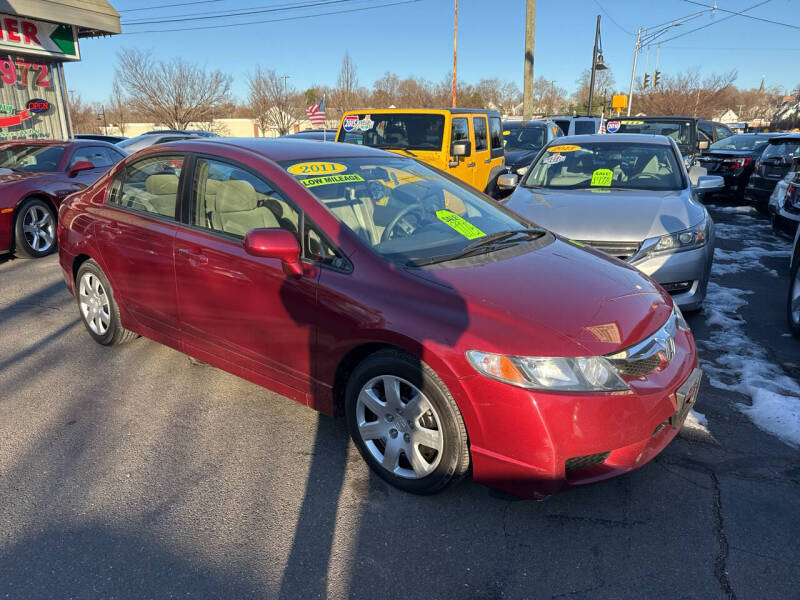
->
[336,108,506,197]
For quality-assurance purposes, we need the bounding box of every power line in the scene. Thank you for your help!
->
[120,0,422,34]
[658,0,772,45]
[592,0,633,35]
[118,0,227,13]
[682,0,800,30]
[123,0,358,26]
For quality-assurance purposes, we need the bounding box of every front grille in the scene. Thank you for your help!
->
[605,313,678,378]
[565,451,611,472]
[610,354,664,377]
[577,240,641,261]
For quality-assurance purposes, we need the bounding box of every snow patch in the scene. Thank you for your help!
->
[711,205,758,215]
[684,408,710,434]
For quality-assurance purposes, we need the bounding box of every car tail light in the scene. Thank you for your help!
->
[723,157,751,170]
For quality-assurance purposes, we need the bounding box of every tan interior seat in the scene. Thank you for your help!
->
[145,173,179,217]
[322,193,380,245]
[211,179,279,237]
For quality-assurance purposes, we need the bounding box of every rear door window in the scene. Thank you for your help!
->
[110,154,184,219]
[489,117,503,148]
[69,146,114,168]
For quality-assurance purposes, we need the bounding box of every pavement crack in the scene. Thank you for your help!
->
[711,471,736,600]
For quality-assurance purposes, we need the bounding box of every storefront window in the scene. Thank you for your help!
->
[0,55,68,140]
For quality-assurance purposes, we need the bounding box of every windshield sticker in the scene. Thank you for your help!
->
[342,115,374,132]
[435,210,486,240]
[606,120,620,133]
[569,239,585,247]
[543,153,566,164]
[288,161,347,176]
[547,144,581,153]
[590,168,613,187]
[300,174,364,188]
[503,130,511,135]
[342,115,359,132]
[620,120,643,125]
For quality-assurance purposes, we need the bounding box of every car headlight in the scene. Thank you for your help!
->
[672,302,690,332]
[466,351,629,392]
[516,166,529,176]
[633,219,708,261]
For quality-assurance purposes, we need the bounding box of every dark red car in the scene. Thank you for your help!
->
[57,138,701,498]
[0,139,126,258]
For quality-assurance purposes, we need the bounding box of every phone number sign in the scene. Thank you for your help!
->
[0,14,79,61]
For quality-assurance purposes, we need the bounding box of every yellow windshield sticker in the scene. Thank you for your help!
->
[569,239,585,247]
[435,210,485,240]
[503,130,511,135]
[288,161,347,175]
[590,168,613,187]
[547,144,581,153]
[300,174,364,188]
[620,120,643,125]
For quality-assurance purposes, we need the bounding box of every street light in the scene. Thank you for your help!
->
[586,15,607,117]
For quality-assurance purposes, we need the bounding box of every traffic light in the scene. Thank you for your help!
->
[642,73,650,89]
[654,71,661,87]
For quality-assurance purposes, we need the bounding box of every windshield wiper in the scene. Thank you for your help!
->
[408,228,546,267]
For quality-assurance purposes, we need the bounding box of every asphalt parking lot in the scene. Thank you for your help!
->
[0,204,798,600]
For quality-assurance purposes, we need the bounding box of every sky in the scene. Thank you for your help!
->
[64,0,800,105]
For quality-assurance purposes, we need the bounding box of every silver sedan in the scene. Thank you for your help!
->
[500,134,723,310]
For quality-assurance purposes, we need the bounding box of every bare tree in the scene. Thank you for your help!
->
[475,78,521,113]
[115,48,231,130]
[333,52,361,116]
[106,79,129,135]
[248,67,304,136]
[68,92,101,134]
[571,68,616,115]
[635,69,737,117]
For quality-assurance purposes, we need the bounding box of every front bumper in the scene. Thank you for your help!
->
[459,329,699,499]
[629,243,714,311]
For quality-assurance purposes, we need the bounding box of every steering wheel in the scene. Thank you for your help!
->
[381,202,425,242]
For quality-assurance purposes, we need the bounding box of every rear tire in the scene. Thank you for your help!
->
[75,260,138,346]
[14,198,56,258]
[345,349,470,494]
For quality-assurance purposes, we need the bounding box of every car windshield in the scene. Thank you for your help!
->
[282,155,533,264]
[336,113,445,151]
[762,140,800,160]
[709,135,770,151]
[522,141,683,191]
[614,120,692,146]
[0,144,65,172]
[504,126,545,151]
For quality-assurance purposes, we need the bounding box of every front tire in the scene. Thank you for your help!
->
[345,349,470,494]
[14,198,56,258]
[75,260,138,346]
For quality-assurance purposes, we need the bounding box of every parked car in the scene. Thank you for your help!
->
[118,131,211,154]
[58,137,701,499]
[280,129,338,141]
[144,129,218,138]
[74,133,128,144]
[776,171,800,236]
[694,133,776,198]
[788,225,800,337]
[501,119,562,176]
[0,139,126,258]
[499,134,722,310]
[607,116,733,159]
[549,116,603,136]
[745,134,800,210]
[768,158,800,234]
[336,108,506,196]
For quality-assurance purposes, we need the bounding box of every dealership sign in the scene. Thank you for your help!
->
[0,15,79,60]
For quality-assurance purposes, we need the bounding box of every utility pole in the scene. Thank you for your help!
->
[587,15,601,117]
[626,27,641,116]
[452,0,457,108]
[522,0,535,122]
[281,75,290,99]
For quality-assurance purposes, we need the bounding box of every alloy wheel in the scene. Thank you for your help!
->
[79,272,111,336]
[21,204,55,253]
[356,375,444,479]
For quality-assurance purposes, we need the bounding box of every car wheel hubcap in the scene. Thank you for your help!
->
[792,267,800,326]
[356,375,444,479]
[22,205,54,252]
[79,273,111,335]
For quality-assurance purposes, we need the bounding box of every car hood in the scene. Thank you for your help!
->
[504,187,705,242]
[504,148,540,167]
[406,237,671,358]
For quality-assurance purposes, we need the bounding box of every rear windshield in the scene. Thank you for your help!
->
[0,144,65,172]
[337,113,445,151]
[762,140,800,160]
[523,141,683,191]
[573,120,597,135]
[552,119,570,133]
[709,135,771,151]
[504,126,545,151]
[613,119,692,147]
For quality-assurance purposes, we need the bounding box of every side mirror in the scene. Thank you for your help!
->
[451,141,471,157]
[698,140,709,151]
[497,173,519,190]
[244,228,303,277]
[68,160,95,178]
[693,175,724,194]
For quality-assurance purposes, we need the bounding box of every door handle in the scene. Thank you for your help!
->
[484,158,492,164]
[467,162,476,167]
[178,247,209,265]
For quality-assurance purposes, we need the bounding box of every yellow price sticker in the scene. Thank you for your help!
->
[620,120,643,125]
[435,210,486,240]
[300,174,364,188]
[503,130,511,135]
[547,144,581,153]
[288,161,347,175]
[590,168,613,187]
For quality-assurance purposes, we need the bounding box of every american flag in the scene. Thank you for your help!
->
[306,98,326,126]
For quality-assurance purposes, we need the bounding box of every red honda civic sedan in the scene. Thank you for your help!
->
[57,138,701,498]
[0,139,126,258]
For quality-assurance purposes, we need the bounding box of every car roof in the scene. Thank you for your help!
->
[552,133,673,145]
[769,134,800,142]
[162,137,396,161]
[341,107,501,116]
[502,120,548,128]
